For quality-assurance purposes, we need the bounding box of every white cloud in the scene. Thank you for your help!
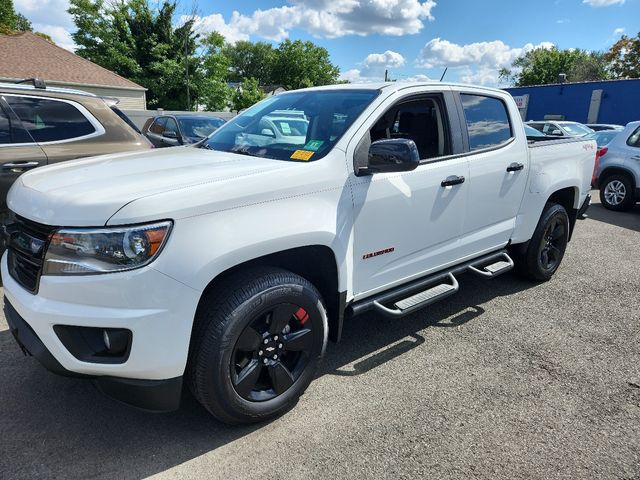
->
[14,0,76,50]
[417,38,554,69]
[339,50,406,82]
[33,24,75,51]
[459,67,502,87]
[582,0,624,6]
[613,27,625,35]
[188,0,437,43]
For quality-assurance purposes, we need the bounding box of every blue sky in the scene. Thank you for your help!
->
[14,0,639,86]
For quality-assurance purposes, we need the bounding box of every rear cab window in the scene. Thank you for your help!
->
[460,94,513,151]
[5,95,97,143]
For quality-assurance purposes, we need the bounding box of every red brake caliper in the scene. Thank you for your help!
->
[294,307,309,325]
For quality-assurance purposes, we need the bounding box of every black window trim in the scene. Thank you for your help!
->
[455,91,516,156]
[0,93,104,147]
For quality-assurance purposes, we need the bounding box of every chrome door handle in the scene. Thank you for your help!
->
[441,175,465,187]
[2,162,40,170]
[632,155,640,161]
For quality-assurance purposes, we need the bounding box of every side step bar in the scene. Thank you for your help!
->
[468,252,514,278]
[350,250,514,319]
[373,273,459,318]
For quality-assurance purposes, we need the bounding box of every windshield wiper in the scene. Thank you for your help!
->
[230,146,262,157]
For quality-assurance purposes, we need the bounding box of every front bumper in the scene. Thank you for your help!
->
[2,252,201,411]
[4,299,182,411]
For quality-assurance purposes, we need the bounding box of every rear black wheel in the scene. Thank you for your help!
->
[514,203,570,282]
[188,267,327,424]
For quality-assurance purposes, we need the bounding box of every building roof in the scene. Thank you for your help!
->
[0,32,145,91]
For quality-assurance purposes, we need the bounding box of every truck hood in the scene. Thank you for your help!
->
[8,146,297,226]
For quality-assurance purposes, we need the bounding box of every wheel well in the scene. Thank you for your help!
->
[598,167,636,189]
[199,246,343,342]
[547,187,577,241]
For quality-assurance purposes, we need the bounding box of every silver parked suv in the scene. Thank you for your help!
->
[595,121,640,211]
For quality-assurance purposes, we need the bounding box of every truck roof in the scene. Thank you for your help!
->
[285,81,507,95]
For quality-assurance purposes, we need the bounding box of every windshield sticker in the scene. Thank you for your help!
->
[280,122,292,134]
[291,150,315,161]
[304,140,324,151]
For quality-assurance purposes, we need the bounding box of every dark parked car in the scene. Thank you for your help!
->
[143,114,226,148]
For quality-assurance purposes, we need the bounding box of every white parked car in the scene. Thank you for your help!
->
[527,120,594,137]
[3,82,595,424]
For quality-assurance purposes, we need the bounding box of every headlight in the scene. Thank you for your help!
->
[43,221,172,275]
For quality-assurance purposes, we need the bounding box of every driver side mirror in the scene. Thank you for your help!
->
[363,138,420,175]
[261,128,276,137]
[162,130,181,145]
[550,129,563,136]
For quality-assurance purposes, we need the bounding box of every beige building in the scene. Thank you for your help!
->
[0,32,146,109]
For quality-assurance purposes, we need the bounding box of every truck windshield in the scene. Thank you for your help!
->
[201,89,379,161]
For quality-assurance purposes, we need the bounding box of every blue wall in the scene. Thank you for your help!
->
[505,79,640,125]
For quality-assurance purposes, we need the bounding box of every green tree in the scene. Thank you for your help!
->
[271,40,340,90]
[605,32,640,79]
[0,0,45,37]
[232,77,265,111]
[199,32,232,111]
[499,47,611,86]
[69,0,200,109]
[224,41,275,85]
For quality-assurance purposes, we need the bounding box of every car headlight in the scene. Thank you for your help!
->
[43,221,172,275]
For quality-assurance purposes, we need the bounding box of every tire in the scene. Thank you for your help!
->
[514,203,570,282]
[599,173,635,211]
[188,267,328,424]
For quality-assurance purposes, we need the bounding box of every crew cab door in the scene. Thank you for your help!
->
[455,91,529,257]
[348,88,469,297]
[0,96,47,220]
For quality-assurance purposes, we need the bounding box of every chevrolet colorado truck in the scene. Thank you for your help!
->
[2,83,595,424]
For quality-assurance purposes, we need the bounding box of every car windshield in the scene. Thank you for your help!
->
[201,89,379,161]
[525,125,545,137]
[179,117,226,139]
[562,123,593,136]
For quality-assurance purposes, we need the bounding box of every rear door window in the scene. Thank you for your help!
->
[164,118,179,136]
[460,94,513,151]
[627,126,640,147]
[5,96,96,143]
[0,101,35,144]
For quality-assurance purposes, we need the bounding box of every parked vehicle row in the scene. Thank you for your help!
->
[3,82,595,424]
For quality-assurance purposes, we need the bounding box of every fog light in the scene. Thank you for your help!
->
[103,329,130,355]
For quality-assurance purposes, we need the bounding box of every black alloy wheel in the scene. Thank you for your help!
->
[232,303,314,402]
[538,215,566,273]
[512,202,570,282]
[188,267,328,424]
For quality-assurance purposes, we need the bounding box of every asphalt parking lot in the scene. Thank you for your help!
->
[1,193,638,480]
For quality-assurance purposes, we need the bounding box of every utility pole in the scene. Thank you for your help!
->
[185,33,191,111]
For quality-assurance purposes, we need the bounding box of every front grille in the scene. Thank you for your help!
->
[5,213,57,294]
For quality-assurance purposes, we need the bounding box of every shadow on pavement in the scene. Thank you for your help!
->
[586,203,640,233]
[0,272,535,479]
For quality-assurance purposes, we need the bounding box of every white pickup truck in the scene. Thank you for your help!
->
[3,82,595,424]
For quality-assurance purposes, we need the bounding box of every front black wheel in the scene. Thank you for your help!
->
[514,203,570,282]
[188,267,328,424]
